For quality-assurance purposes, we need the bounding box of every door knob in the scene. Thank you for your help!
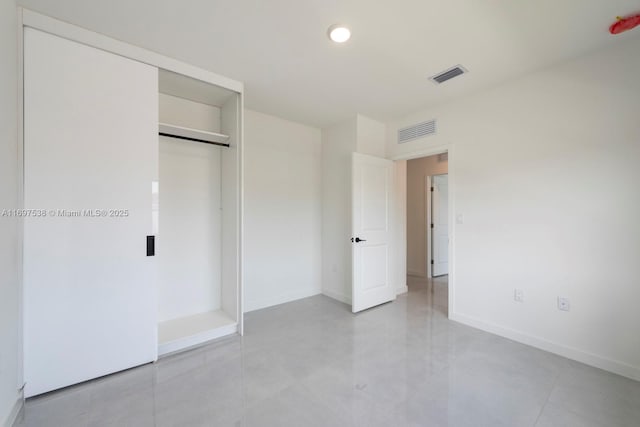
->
[351,237,367,243]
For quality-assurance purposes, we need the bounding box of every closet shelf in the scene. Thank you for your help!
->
[158,310,237,356]
[159,122,230,145]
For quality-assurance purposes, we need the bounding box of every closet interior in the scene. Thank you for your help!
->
[156,70,242,356]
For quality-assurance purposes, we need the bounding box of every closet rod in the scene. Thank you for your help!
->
[159,132,230,148]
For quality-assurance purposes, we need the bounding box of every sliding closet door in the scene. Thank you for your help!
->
[23,28,158,397]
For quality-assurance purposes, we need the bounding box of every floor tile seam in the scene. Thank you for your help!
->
[537,398,618,427]
[532,370,562,426]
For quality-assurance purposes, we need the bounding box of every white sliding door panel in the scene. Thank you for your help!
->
[23,28,158,397]
[352,153,395,313]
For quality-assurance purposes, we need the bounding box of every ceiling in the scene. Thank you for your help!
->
[17,0,640,128]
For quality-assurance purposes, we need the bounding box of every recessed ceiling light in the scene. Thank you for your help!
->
[328,25,351,43]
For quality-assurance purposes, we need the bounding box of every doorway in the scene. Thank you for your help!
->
[406,153,448,278]
[404,152,449,313]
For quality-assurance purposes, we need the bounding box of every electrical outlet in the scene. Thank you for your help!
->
[514,289,524,302]
[557,297,570,311]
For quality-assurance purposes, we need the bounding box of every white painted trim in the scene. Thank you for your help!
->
[391,145,448,161]
[396,285,408,295]
[158,323,238,357]
[20,8,243,94]
[322,289,352,305]
[237,91,245,336]
[244,288,322,313]
[425,175,433,278]
[16,6,25,394]
[2,393,23,427]
[445,145,456,318]
[451,311,640,382]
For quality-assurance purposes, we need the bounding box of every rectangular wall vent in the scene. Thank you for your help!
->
[398,119,436,144]
[430,65,467,84]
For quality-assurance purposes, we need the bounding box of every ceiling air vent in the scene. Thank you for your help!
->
[430,65,467,84]
[398,119,436,144]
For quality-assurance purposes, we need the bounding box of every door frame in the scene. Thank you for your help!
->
[392,144,455,317]
[425,175,433,278]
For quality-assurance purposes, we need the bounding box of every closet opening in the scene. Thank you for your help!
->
[156,69,241,356]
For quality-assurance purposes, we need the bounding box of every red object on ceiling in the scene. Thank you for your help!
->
[609,14,640,34]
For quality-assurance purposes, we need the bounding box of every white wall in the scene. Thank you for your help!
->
[321,115,392,303]
[158,138,222,321]
[356,114,386,158]
[0,0,22,424]
[321,118,357,303]
[393,160,407,295]
[159,93,221,133]
[406,155,448,277]
[158,95,224,321]
[388,37,640,380]
[243,109,322,312]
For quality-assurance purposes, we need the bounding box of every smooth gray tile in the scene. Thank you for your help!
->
[535,402,606,427]
[243,384,347,427]
[17,276,640,427]
[394,359,549,427]
[296,365,378,424]
[547,362,640,427]
[17,384,91,427]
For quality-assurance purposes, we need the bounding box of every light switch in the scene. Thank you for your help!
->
[456,213,464,224]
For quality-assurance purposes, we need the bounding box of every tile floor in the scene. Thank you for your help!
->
[15,276,640,426]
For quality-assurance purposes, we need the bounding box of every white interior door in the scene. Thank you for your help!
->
[432,174,449,277]
[352,153,394,313]
[23,28,158,397]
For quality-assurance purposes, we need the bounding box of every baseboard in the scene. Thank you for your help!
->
[450,312,640,382]
[244,287,322,313]
[2,392,23,427]
[322,288,351,305]
[396,285,408,295]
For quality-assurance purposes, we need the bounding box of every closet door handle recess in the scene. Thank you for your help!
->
[146,236,155,256]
